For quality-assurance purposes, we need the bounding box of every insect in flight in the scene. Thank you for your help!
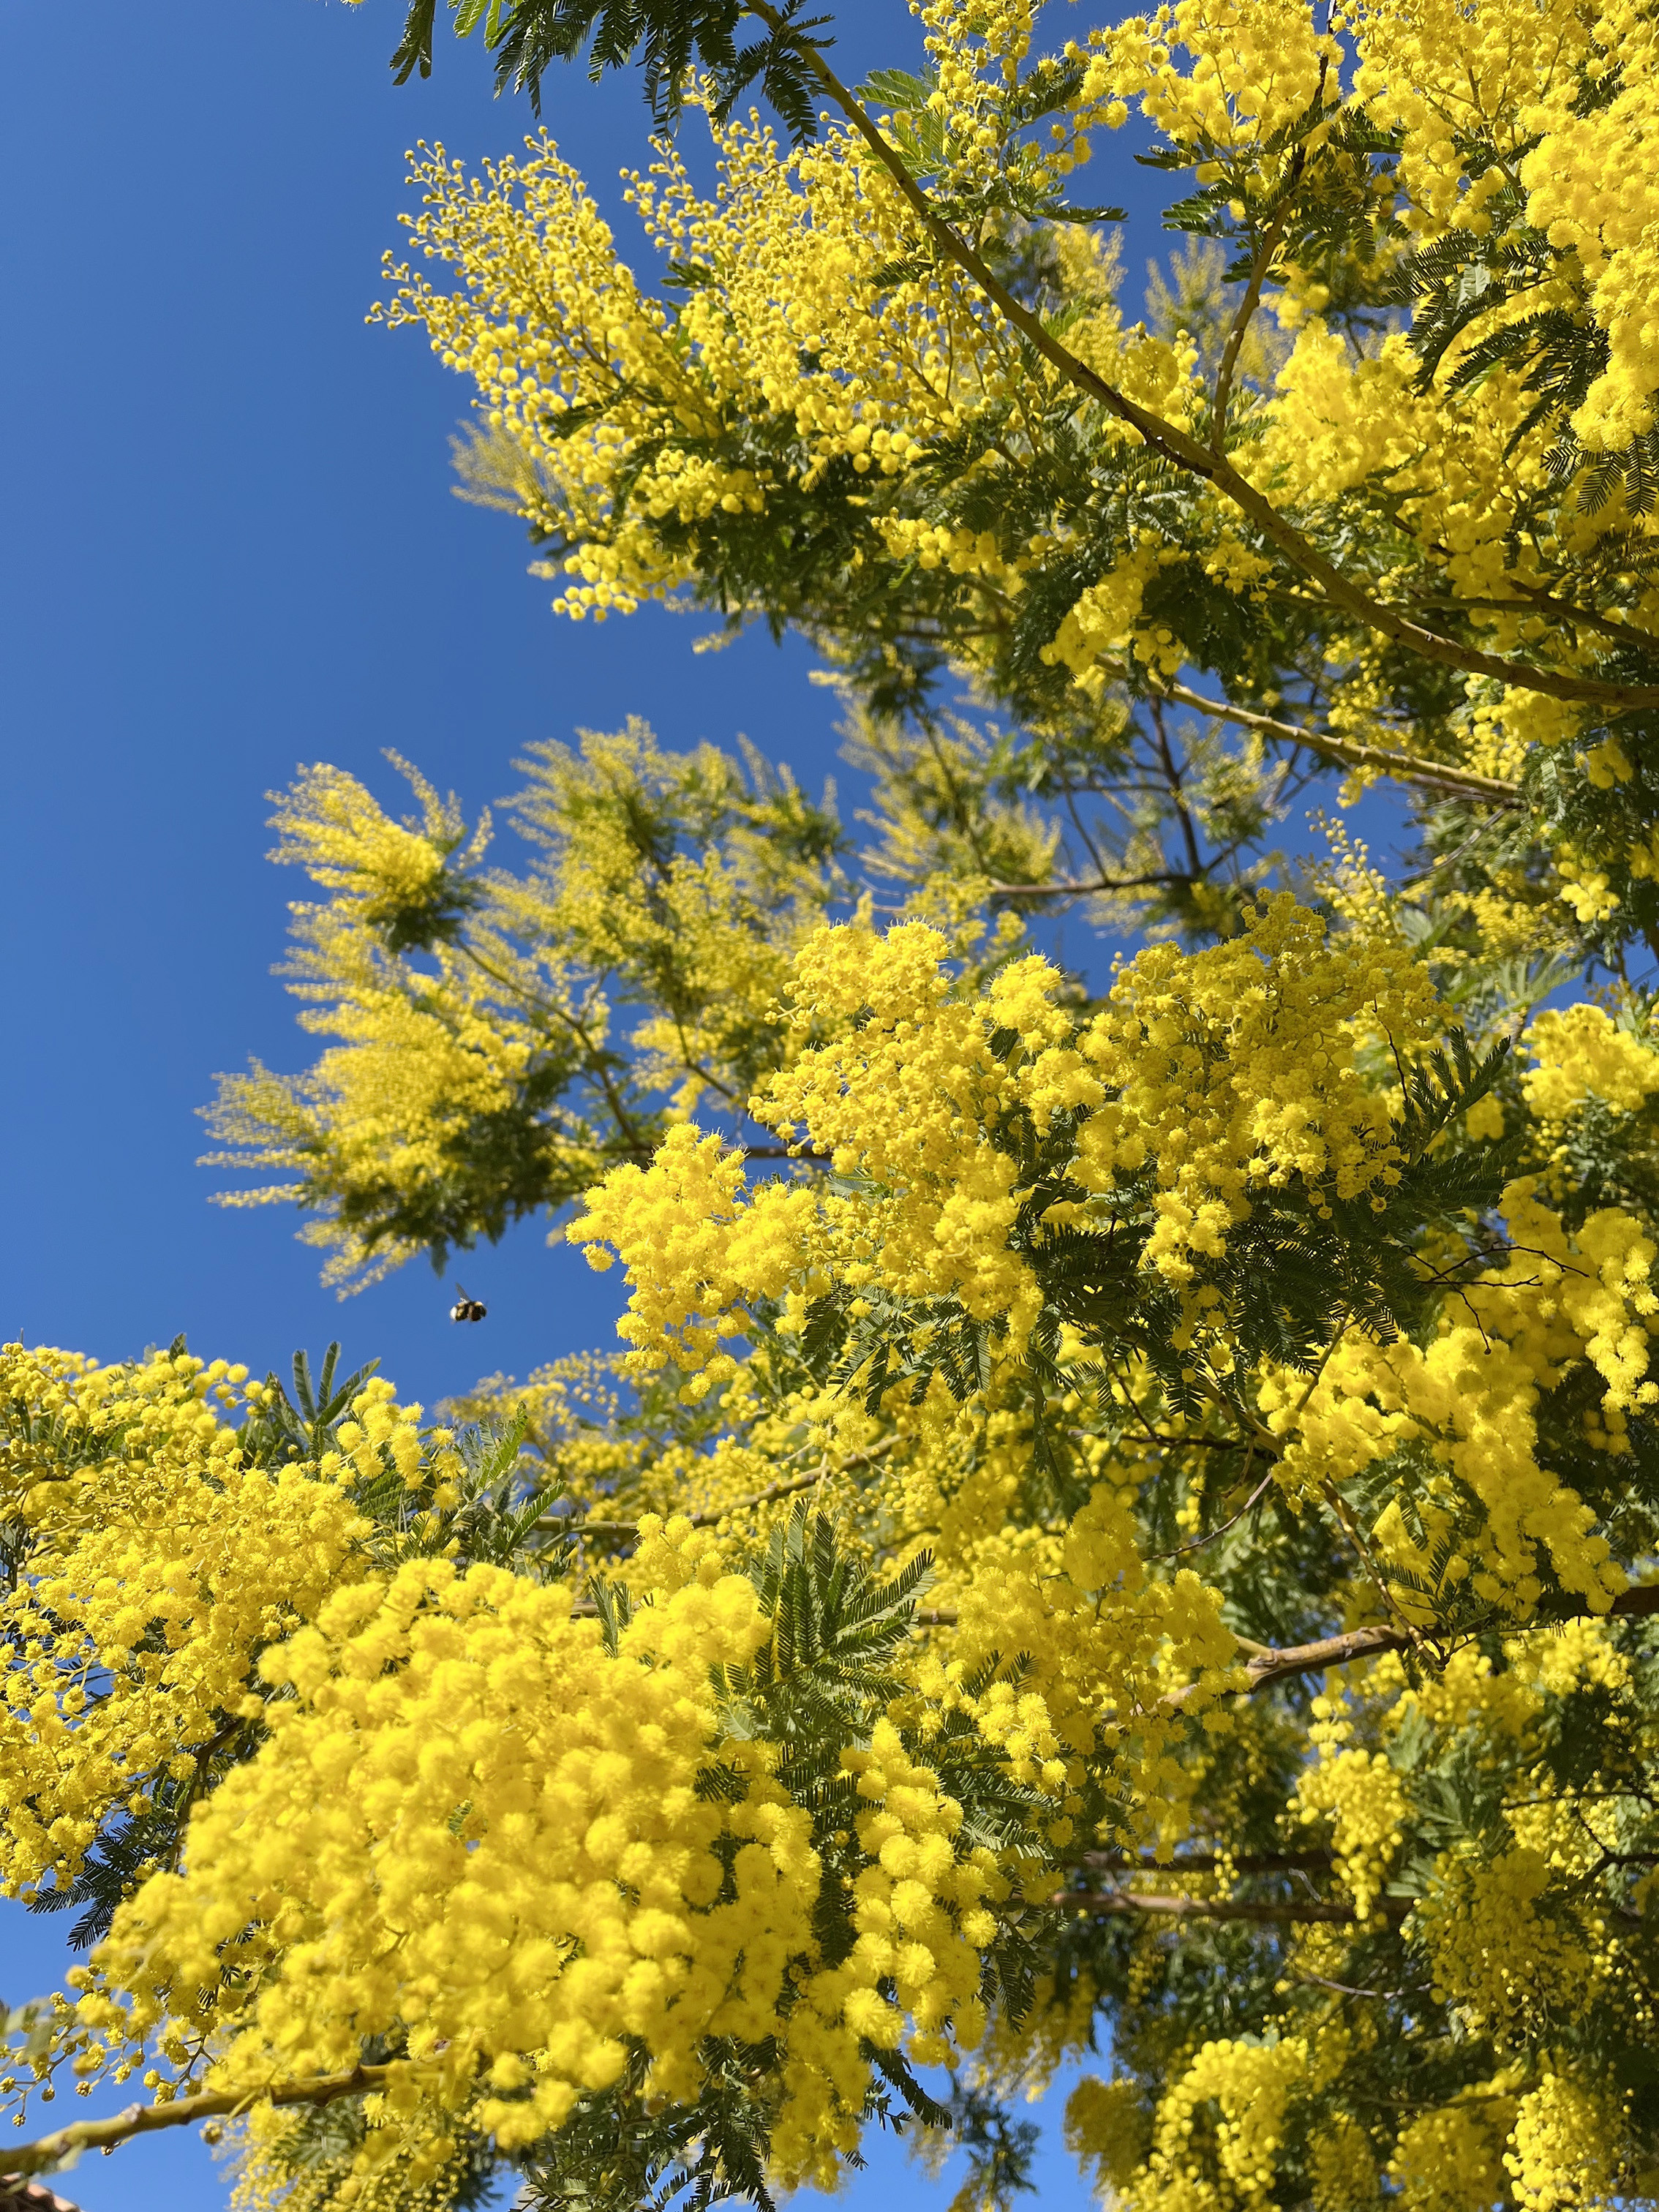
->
[450,1286,487,1323]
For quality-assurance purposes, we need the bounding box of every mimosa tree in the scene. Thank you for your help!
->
[5,0,1659,2205]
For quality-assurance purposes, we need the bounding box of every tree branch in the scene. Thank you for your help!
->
[1412,589,1659,651]
[1143,677,1520,803]
[986,868,1194,899]
[6,2066,390,2180]
[1162,1580,1659,1707]
[1044,1887,1404,1925]
[748,2,1659,715]
[1211,189,1295,457]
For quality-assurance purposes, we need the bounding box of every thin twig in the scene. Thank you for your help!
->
[1211,186,1296,456]
[1076,1848,1333,1877]
[1147,1472,1275,1562]
[1290,1971,1409,2000]
[1412,588,1659,651]
[987,868,1192,900]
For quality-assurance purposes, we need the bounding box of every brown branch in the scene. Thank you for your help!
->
[1145,677,1520,803]
[985,868,1193,899]
[747,2,1659,715]
[1211,189,1295,457]
[6,2066,391,2179]
[1045,1887,1404,1925]
[1412,590,1659,651]
[916,1579,1659,1664]
[1163,1580,1659,1708]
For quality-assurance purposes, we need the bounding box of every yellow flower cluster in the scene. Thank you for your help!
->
[1412,1839,1606,2043]
[875,516,1019,581]
[498,722,845,1118]
[1345,0,1585,227]
[1066,895,1432,1276]
[1388,2095,1514,2212]
[1072,0,1342,161]
[207,895,546,1292]
[1303,0,1659,459]
[78,1552,800,2135]
[378,138,693,622]
[815,1715,998,2070]
[375,113,1016,620]
[328,1374,431,1490]
[572,896,1437,1387]
[0,1344,366,1901]
[365,106,1214,714]
[208,724,850,1289]
[1258,1175,1652,1611]
[230,2099,471,2212]
[1293,1740,1405,1920]
[913,0,1036,184]
[1555,853,1621,928]
[1064,2074,1150,2200]
[1505,2069,1632,2211]
[268,759,482,942]
[573,1122,824,1380]
[1307,2114,1382,2212]
[366,0,1659,800]
[1251,323,1606,672]
[1523,1001,1659,1121]
[1123,2033,1312,2212]
[1039,543,1184,685]
[1253,331,1428,500]
[64,1506,1035,2190]
[1513,0,1659,452]
[947,1481,1238,1790]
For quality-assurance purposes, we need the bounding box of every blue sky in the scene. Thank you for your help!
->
[0,0,1122,2202]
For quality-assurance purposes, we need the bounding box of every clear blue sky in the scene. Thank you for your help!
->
[0,0,1122,2202]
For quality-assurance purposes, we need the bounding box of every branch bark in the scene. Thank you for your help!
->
[916,1585,1659,1691]
[986,868,1194,900]
[1162,1580,1659,1707]
[5,2066,390,2180]
[1143,677,1520,804]
[1211,191,1294,458]
[1044,1887,1405,1924]
[748,2,1659,715]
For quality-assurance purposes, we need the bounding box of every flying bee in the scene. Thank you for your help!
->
[450,1286,487,1323]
